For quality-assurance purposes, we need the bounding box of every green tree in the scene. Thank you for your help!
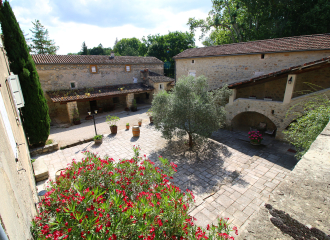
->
[189,0,330,46]
[88,43,112,55]
[143,31,195,77]
[0,1,50,145]
[283,92,330,159]
[29,19,59,54]
[151,75,232,147]
[80,41,88,55]
[113,37,143,56]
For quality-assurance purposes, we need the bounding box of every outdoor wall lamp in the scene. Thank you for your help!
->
[288,76,293,84]
[88,110,98,135]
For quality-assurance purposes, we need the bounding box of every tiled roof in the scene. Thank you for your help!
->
[148,76,174,83]
[228,56,330,88]
[173,34,330,59]
[47,83,154,103]
[32,55,164,65]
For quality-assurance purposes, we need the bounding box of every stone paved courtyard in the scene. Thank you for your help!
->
[35,124,298,237]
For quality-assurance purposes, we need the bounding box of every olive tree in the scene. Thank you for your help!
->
[151,75,232,147]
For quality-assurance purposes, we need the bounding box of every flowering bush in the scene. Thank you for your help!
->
[31,146,237,239]
[248,131,263,144]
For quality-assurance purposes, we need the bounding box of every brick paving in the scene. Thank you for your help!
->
[35,121,298,237]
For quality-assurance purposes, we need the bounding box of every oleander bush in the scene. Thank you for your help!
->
[31,146,237,239]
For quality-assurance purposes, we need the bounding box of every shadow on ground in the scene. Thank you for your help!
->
[148,138,248,200]
[211,129,299,171]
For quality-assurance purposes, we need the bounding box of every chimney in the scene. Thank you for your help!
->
[110,52,115,59]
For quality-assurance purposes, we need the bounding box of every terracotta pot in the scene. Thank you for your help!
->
[110,125,117,134]
[94,138,103,144]
[126,125,130,130]
[250,141,261,145]
[149,116,153,123]
[132,125,140,137]
[138,122,142,127]
[73,120,81,125]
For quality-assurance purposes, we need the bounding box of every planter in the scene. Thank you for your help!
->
[126,125,130,130]
[149,116,153,123]
[85,115,93,120]
[250,141,261,146]
[94,138,103,144]
[110,125,118,134]
[138,122,142,127]
[73,120,81,125]
[132,125,140,137]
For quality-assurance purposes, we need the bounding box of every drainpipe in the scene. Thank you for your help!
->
[0,223,9,240]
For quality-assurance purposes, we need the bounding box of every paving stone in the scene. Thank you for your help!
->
[215,195,234,208]
[33,158,49,181]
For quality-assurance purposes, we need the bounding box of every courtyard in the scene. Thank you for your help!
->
[35,107,298,237]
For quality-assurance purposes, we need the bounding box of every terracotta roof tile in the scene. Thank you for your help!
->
[228,56,330,88]
[47,83,154,103]
[173,34,330,59]
[32,55,163,65]
[148,76,174,83]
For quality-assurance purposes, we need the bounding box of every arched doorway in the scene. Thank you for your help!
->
[231,111,277,134]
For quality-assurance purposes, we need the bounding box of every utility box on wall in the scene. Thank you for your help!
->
[7,74,24,108]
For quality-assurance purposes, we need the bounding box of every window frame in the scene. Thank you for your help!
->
[125,65,131,72]
[89,65,98,74]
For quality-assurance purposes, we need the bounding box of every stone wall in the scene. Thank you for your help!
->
[236,77,287,101]
[0,45,38,239]
[36,63,164,92]
[226,88,330,140]
[175,50,330,89]
[239,121,330,239]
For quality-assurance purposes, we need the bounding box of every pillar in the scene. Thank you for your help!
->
[126,93,134,108]
[283,74,297,104]
[66,101,77,123]
[228,89,237,105]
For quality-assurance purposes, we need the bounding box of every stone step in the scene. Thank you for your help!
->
[32,158,49,182]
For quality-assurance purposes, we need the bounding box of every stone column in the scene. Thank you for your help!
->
[66,101,78,123]
[283,74,297,104]
[228,89,237,105]
[126,93,134,108]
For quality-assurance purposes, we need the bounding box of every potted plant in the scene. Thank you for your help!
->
[93,134,103,144]
[72,107,81,125]
[138,119,142,127]
[248,131,263,145]
[126,123,130,130]
[130,99,137,112]
[106,115,120,134]
[147,108,153,123]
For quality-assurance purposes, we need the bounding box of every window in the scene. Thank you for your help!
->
[188,70,196,77]
[261,54,265,59]
[159,84,163,90]
[70,82,76,89]
[89,65,98,73]
[192,60,195,64]
[125,65,131,72]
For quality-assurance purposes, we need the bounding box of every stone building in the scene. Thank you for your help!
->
[0,39,38,238]
[32,54,174,124]
[173,33,330,140]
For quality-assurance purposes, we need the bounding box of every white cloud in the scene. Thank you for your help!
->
[11,0,210,54]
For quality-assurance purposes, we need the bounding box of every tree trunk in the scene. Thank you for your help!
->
[189,133,193,148]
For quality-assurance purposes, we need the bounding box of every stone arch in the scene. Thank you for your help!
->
[231,111,278,133]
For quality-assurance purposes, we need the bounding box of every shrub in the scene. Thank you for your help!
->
[31,147,237,239]
[106,115,120,126]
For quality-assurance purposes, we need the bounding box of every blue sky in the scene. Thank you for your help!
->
[9,0,212,54]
